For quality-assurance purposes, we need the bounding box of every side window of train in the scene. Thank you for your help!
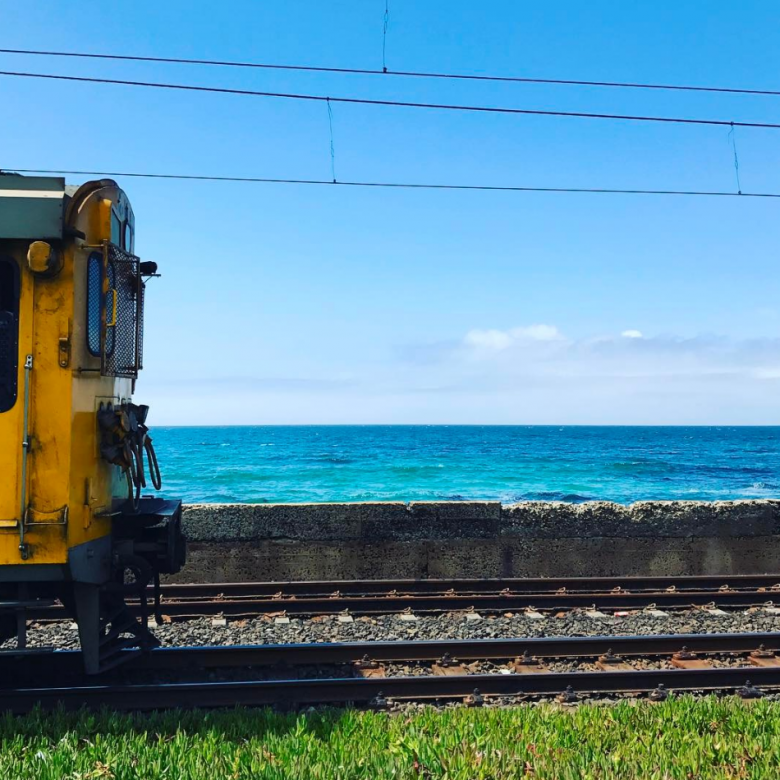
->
[124,222,133,254]
[0,257,20,413]
[87,253,116,357]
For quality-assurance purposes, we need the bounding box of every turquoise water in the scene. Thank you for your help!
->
[151,426,780,504]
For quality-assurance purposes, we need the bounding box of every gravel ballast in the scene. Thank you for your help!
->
[8,608,780,651]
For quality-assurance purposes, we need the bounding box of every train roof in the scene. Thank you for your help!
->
[0,174,69,240]
[0,174,131,241]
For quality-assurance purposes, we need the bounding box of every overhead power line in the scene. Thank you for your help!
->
[1,47,779,98]
[2,70,780,130]
[6,168,779,199]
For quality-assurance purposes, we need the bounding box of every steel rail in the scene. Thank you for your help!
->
[18,575,780,620]
[140,631,780,667]
[2,632,778,684]
[156,575,780,598]
[139,590,777,617]
[25,590,779,621]
[5,666,780,713]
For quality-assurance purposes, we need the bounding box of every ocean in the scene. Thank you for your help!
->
[151,426,780,505]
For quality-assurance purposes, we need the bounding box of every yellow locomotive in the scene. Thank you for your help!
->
[0,174,185,673]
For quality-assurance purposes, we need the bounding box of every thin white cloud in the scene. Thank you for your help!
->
[457,326,780,379]
[147,324,780,424]
[464,324,563,351]
[464,328,514,351]
[510,324,562,341]
[753,368,780,380]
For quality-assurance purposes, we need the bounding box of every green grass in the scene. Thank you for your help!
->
[1,697,779,779]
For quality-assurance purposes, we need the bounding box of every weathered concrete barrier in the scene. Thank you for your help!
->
[171,500,780,582]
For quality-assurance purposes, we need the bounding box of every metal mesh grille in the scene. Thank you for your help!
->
[137,282,145,370]
[105,261,116,356]
[0,311,17,412]
[86,253,102,356]
[101,244,143,378]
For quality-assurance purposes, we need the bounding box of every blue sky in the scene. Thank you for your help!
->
[3,1,780,424]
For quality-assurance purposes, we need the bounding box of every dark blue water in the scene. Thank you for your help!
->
[150,426,780,504]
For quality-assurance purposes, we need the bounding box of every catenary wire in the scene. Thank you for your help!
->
[2,70,780,129]
[1,47,780,98]
[5,168,780,198]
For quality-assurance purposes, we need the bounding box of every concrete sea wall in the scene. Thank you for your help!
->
[171,500,780,582]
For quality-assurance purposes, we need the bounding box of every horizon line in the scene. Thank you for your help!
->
[150,423,780,428]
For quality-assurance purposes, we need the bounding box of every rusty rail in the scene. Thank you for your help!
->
[143,574,780,616]
[2,631,778,685]
[4,666,780,713]
[14,575,780,621]
[156,575,780,599]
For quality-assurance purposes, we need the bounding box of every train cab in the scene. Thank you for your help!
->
[0,174,185,673]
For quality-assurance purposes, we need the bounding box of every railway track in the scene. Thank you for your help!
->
[117,574,780,619]
[3,631,780,711]
[4,630,779,678]
[9,576,780,622]
[2,667,779,713]
[156,574,780,599]
[5,576,780,712]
